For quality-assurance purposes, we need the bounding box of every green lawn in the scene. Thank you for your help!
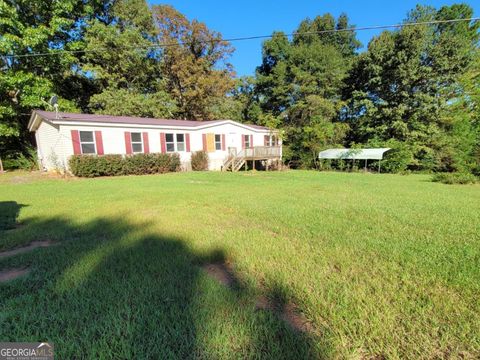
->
[0,170,479,359]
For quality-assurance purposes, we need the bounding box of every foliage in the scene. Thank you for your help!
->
[1,1,234,163]
[0,0,101,159]
[152,5,235,120]
[89,88,177,118]
[82,0,178,118]
[68,153,180,177]
[431,172,478,184]
[190,151,209,171]
[254,14,359,168]
[1,147,38,170]
[344,4,480,173]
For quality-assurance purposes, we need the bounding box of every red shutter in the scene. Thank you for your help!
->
[241,135,245,149]
[95,131,104,155]
[142,132,150,154]
[160,133,166,153]
[124,132,132,154]
[202,134,207,151]
[250,135,253,148]
[221,134,226,151]
[186,133,191,152]
[71,130,81,155]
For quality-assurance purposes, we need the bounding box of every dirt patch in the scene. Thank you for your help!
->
[255,295,314,333]
[0,241,54,259]
[279,302,315,333]
[203,261,314,334]
[202,262,237,288]
[0,268,29,282]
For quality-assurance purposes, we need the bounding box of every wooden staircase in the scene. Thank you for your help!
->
[222,151,246,172]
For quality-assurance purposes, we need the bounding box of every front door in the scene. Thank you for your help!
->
[228,147,237,157]
[227,132,238,153]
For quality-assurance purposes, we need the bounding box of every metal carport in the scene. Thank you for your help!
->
[318,148,391,172]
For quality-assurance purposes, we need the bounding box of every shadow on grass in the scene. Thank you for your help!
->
[0,201,27,231]
[0,213,330,359]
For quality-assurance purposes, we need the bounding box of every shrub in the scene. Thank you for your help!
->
[69,153,180,177]
[191,151,209,171]
[2,148,38,171]
[431,172,478,185]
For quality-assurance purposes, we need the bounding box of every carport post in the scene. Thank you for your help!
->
[364,159,367,172]
[378,160,381,173]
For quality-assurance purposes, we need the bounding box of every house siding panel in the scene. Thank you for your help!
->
[36,121,66,170]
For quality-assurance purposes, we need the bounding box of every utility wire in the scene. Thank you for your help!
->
[2,16,479,59]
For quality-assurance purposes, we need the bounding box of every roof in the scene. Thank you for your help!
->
[318,148,391,160]
[28,110,271,132]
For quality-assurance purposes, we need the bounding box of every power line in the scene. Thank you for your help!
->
[3,16,479,59]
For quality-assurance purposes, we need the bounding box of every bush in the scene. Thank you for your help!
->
[2,148,38,171]
[191,151,209,171]
[69,153,180,178]
[431,172,478,185]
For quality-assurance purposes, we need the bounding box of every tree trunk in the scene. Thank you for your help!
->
[0,156,4,173]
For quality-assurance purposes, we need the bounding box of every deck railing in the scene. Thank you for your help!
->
[239,146,282,159]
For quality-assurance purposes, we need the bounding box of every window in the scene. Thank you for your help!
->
[176,134,185,151]
[165,133,186,152]
[244,135,251,148]
[79,131,96,154]
[215,134,222,150]
[166,133,175,152]
[266,135,278,147]
[131,132,143,153]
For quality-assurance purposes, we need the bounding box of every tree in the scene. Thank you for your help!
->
[344,4,479,172]
[152,5,235,120]
[255,14,359,167]
[0,0,108,165]
[83,0,176,118]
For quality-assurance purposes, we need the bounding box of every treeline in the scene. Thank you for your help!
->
[1,1,479,174]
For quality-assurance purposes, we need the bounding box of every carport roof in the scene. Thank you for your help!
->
[318,148,391,160]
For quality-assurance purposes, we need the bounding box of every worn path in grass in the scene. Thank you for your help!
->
[0,170,479,358]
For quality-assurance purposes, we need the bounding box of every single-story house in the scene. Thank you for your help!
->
[28,110,282,172]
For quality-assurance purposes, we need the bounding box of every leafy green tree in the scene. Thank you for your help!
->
[208,76,263,123]
[83,0,177,118]
[344,4,479,172]
[0,0,108,165]
[255,32,292,116]
[255,14,359,167]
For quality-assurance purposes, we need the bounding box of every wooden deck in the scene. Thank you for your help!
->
[223,146,282,171]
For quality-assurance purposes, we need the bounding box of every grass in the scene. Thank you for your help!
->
[0,170,479,359]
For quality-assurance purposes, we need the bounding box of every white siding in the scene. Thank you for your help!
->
[39,121,280,171]
[36,120,68,171]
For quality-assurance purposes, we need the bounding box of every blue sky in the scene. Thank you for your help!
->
[149,0,479,76]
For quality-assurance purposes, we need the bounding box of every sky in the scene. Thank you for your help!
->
[149,0,479,77]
